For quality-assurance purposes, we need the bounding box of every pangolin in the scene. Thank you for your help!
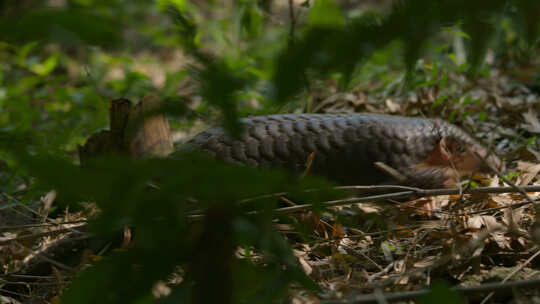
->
[177,113,502,188]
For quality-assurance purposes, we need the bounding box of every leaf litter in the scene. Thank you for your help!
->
[2,66,540,303]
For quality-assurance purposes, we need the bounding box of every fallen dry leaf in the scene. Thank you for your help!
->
[522,109,540,134]
[466,216,484,229]
[385,98,401,113]
[516,161,540,185]
[298,256,313,275]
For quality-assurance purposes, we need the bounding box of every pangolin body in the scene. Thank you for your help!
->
[179,114,502,188]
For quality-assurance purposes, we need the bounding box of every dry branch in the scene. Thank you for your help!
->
[322,277,540,304]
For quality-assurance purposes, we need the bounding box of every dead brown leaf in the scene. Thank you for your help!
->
[522,109,540,134]
[516,161,540,185]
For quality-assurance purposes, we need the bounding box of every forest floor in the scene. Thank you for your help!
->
[1,2,540,301]
[2,64,540,303]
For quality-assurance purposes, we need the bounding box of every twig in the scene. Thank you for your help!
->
[322,277,540,304]
[307,224,424,245]
[368,262,394,282]
[0,288,32,298]
[0,220,88,232]
[287,0,311,106]
[186,184,426,216]
[454,199,536,217]
[0,225,87,246]
[188,185,540,220]
[301,152,316,178]
[239,184,540,205]
[2,193,87,237]
[474,151,537,207]
[387,198,452,216]
[187,191,415,221]
[357,225,504,293]
[18,244,76,273]
[479,249,540,304]
[374,162,407,182]
[287,0,297,44]
[5,274,59,280]
[0,279,69,286]
[237,184,424,204]
[342,246,384,272]
[257,186,540,215]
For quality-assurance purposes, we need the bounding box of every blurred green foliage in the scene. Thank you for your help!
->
[0,0,539,303]
[418,282,464,304]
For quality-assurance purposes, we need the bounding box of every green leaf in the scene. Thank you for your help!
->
[478,111,487,122]
[447,53,458,65]
[29,53,60,76]
[439,71,448,87]
[454,30,471,39]
[448,110,456,122]
[301,0,311,8]
[0,9,122,47]
[240,4,263,39]
[432,96,447,108]
[460,95,472,107]
[430,61,438,80]
[505,172,520,179]
[457,62,467,73]
[73,0,93,6]
[308,0,344,28]
[418,282,464,304]
[16,42,39,68]
[157,0,188,12]
[434,43,449,52]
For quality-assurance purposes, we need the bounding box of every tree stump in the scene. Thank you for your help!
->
[78,95,173,165]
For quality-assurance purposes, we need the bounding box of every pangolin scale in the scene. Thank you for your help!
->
[178,114,502,188]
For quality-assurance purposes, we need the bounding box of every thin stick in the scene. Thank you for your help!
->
[5,274,59,280]
[0,226,87,246]
[188,185,540,220]
[2,193,87,237]
[0,220,88,232]
[301,152,316,178]
[322,277,540,304]
[237,184,424,204]
[239,184,540,205]
[287,0,311,103]
[474,151,537,207]
[479,249,540,304]
[0,279,69,286]
[266,186,540,215]
[454,199,536,216]
[0,288,32,298]
[374,162,407,182]
[287,0,296,44]
[342,246,384,272]
[19,245,75,273]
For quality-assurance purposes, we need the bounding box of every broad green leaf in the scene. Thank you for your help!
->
[16,41,39,68]
[447,53,458,65]
[432,96,447,108]
[454,30,471,39]
[0,9,121,47]
[73,0,94,6]
[240,4,264,39]
[157,0,187,12]
[418,282,464,304]
[308,0,344,28]
[29,53,60,76]
[478,111,487,122]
